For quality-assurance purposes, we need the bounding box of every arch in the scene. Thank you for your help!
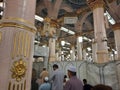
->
[76,11,93,32]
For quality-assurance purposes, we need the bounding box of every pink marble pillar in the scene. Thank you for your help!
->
[112,23,120,60]
[71,45,75,61]
[43,18,57,62]
[87,0,109,63]
[0,0,36,90]
[49,38,56,62]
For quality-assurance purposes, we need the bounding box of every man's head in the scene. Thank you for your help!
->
[67,65,76,78]
[53,64,58,71]
[44,77,49,83]
[83,79,87,84]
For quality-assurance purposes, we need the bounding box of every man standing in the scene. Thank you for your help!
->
[50,64,64,90]
[64,65,83,90]
[40,68,49,84]
[83,79,93,90]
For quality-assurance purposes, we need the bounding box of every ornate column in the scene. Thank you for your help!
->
[42,17,57,62]
[87,0,109,63]
[77,37,83,60]
[112,23,120,60]
[0,0,36,90]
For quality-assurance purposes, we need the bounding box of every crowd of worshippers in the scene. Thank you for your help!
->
[31,64,112,90]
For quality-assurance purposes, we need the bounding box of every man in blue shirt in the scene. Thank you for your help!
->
[49,64,64,90]
[39,77,51,90]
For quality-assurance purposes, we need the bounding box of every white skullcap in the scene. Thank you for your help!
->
[44,77,49,81]
[67,65,76,72]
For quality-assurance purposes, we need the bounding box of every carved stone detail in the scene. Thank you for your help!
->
[87,0,105,10]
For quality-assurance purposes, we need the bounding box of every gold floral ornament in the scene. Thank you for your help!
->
[11,59,27,82]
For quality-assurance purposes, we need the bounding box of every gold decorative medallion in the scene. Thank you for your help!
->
[11,59,26,82]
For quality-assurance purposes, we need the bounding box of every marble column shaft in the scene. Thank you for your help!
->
[88,0,109,63]
[49,38,56,62]
[112,23,120,60]
[71,45,75,61]
[77,38,83,60]
[0,0,36,90]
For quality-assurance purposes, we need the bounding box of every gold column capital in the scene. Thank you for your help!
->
[44,17,51,23]
[44,17,59,28]
[42,17,59,37]
[87,0,105,10]
[112,23,120,31]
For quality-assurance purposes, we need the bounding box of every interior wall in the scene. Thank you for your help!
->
[48,60,120,90]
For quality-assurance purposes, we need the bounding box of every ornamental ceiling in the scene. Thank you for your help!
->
[35,0,120,55]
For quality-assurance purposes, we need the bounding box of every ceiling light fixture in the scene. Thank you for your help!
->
[35,15,44,22]
[104,11,116,25]
[78,36,83,43]
[61,40,65,46]
[60,27,75,35]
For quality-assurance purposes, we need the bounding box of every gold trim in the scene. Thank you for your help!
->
[44,17,51,23]
[19,32,22,56]
[27,36,31,57]
[21,32,25,56]
[23,33,27,57]
[13,84,15,90]
[44,17,59,28]
[8,81,11,90]
[17,84,19,90]
[21,32,23,56]
[26,35,29,57]
[2,17,34,26]
[24,33,29,57]
[24,80,26,90]
[12,33,17,59]
[21,83,23,90]
[0,22,36,33]
[17,32,21,56]
[0,31,2,43]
